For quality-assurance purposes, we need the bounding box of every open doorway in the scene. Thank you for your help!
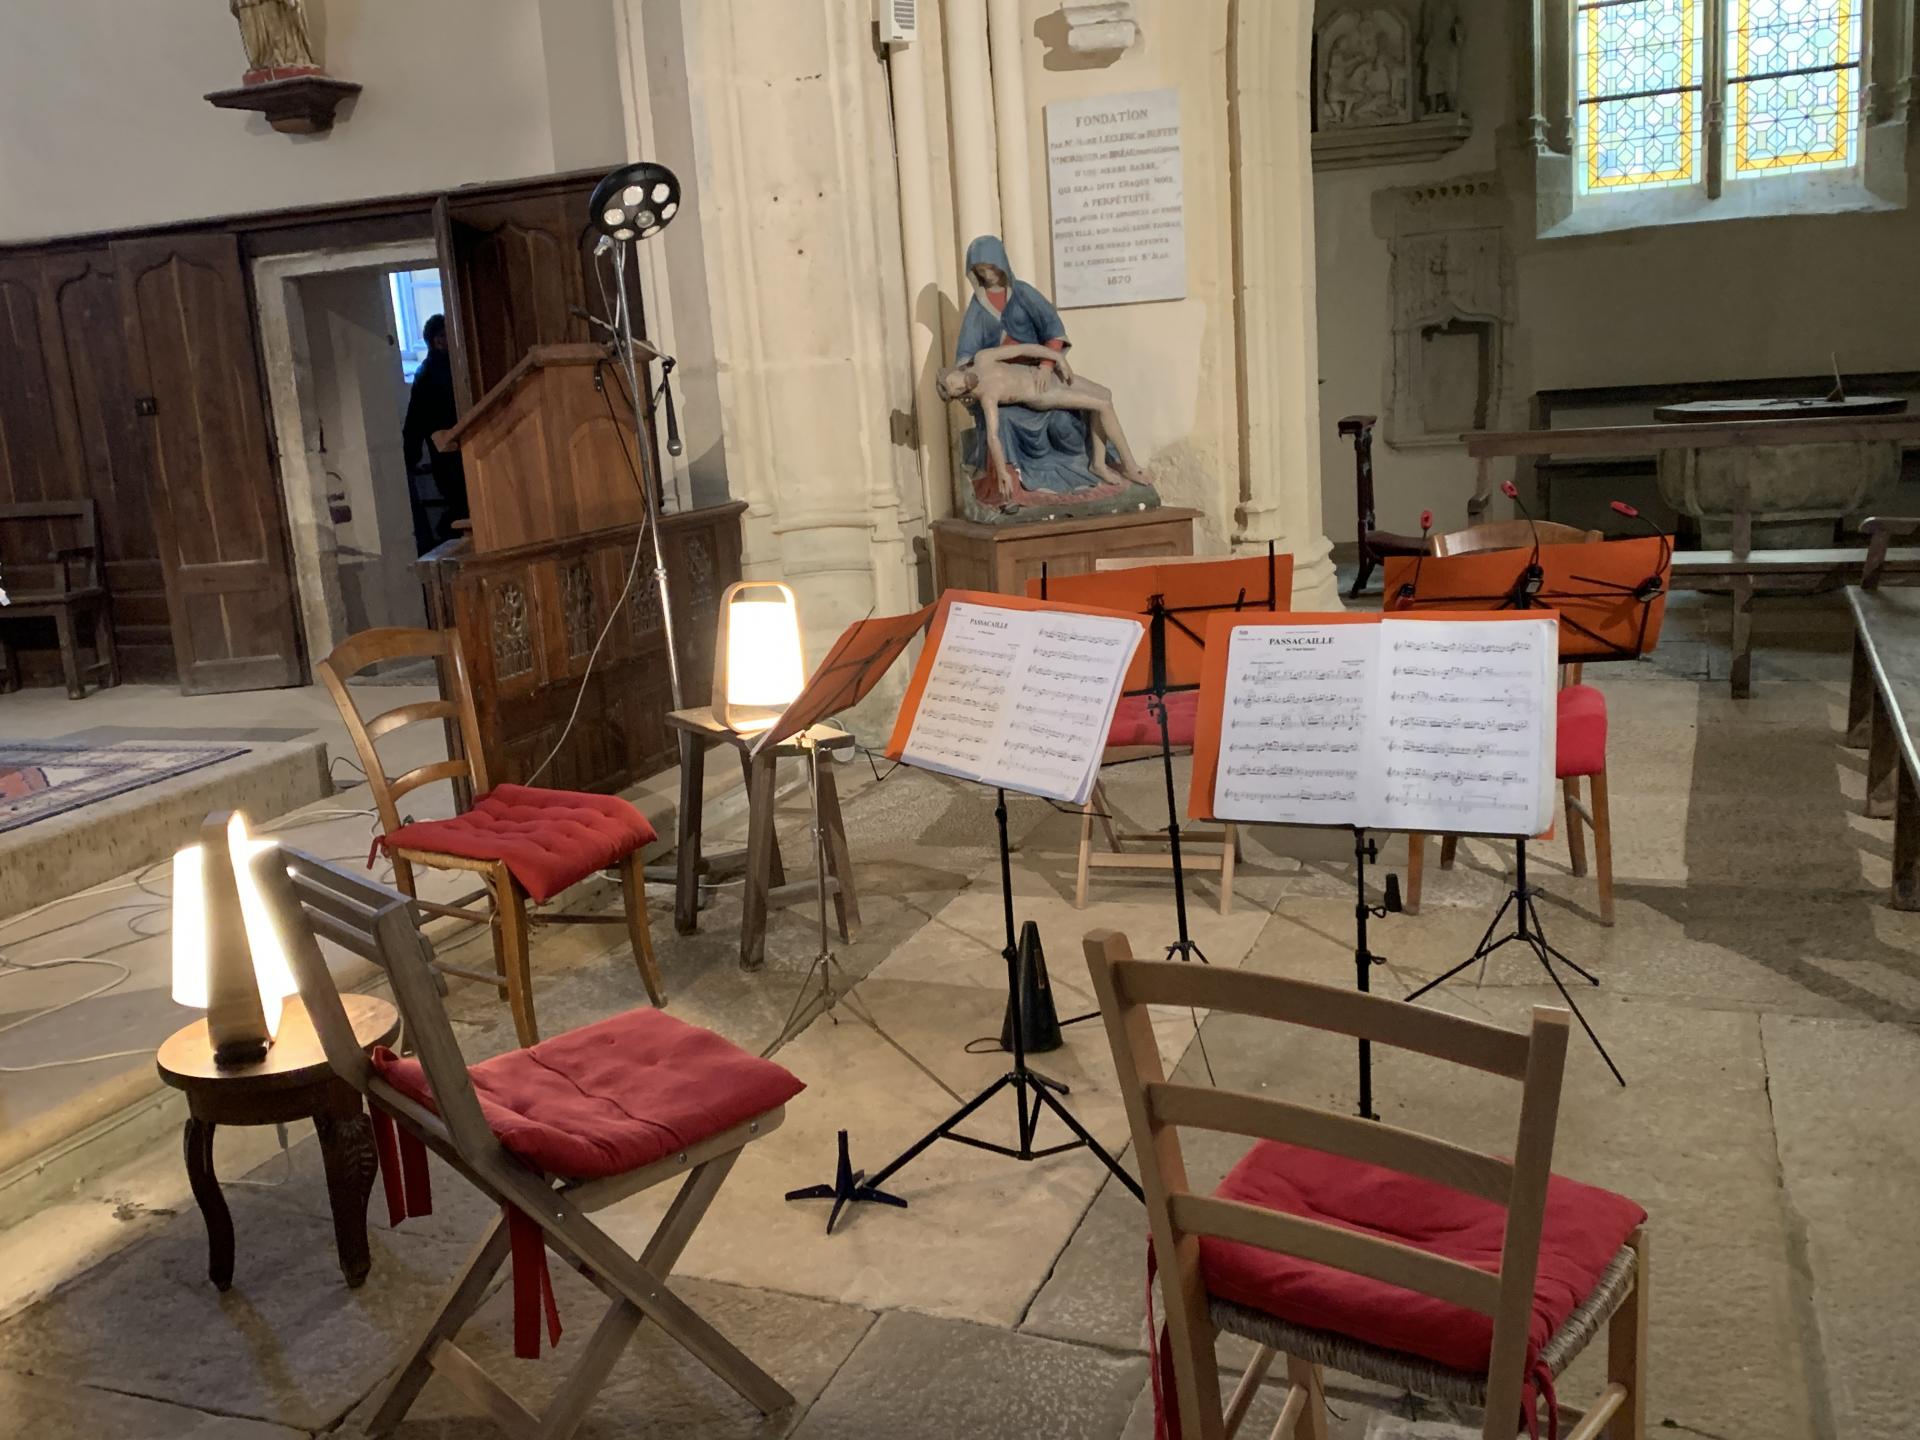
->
[255,242,450,668]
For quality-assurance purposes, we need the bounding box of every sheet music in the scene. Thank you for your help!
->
[901,602,1142,805]
[1209,615,1557,835]
[1214,623,1376,827]
[1379,617,1557,835]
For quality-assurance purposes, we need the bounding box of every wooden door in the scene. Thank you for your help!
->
[438,178,656,465]
[0,256,73,576]
[111,232,305,693]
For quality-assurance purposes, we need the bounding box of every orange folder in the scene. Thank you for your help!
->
[884,589,1149,762]
[1025,554,1294,691]
[1381,536,1670,662]
[1186,608,1559,825]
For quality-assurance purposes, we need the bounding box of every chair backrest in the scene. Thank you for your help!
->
[317,627,491,836]
[1081,929,1571,1440]
[0,500,100,594]
[1861,515,1920,591]
[266,845,500,1164]
[1430,519,1600,557]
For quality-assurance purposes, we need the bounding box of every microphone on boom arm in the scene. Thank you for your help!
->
[569,305,684,458]
[1501,480,1546,608]
[1610,500,1671,601]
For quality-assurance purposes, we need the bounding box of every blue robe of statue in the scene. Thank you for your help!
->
[954,236,1108,496]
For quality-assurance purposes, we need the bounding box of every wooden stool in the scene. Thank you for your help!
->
[666,707,859,970]
[156,994,400,1291]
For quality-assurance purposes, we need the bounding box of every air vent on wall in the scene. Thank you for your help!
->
[879,0,917,45]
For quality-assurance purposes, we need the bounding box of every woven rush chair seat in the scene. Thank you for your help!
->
[1210,1244,1637,1411]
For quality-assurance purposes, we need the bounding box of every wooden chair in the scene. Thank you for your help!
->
[318,626,663,1045]
[1081,929,1649,1440]
[1407,522,1616,924]
[0,500,119,699]
[266,847,796,1439]
[1339,416,1428,598]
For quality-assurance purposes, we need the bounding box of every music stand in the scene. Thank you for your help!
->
[1380,536,1674,1087]
[1186,608,1565,1115]
[1030,551,1290,965]
[789,592,1149,1232]
[751,605,932,1050]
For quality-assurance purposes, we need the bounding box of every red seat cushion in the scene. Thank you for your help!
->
[1201,1140,1644,1378]
[380,782,658,903]
[1107,690,1200,749]
[374,1008,803,1180]
[1555,684,1607,779]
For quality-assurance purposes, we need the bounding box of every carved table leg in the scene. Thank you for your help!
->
[183,1117,235,1291]
[314,1095,380,1287]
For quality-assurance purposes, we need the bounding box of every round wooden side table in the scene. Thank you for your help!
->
[156,993,400,1291]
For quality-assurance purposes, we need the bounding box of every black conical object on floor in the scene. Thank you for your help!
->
[1000,920,1064,1054]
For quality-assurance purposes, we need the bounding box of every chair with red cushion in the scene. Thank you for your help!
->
[319,627,664,1045]
[1082,928,1649,1440]
[1076,689,1241,913]
[270,848,800,1439]
[1405,523,1616,926]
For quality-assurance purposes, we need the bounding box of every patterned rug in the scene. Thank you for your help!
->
[0,741,250,835]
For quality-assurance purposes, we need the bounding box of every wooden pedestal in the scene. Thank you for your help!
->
[931,508,1200,595]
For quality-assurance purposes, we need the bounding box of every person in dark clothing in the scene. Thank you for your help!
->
[401,313,468,551]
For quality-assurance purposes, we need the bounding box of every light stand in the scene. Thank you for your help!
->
[588,160,686,710]
[1403,839,1625,1086]
[787,788,1143,1233]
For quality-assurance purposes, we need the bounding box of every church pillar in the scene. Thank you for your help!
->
[1230,0,1340,607]
[622,0,922,692]
[985,0,1037,278]
[944,0,1001,253]
[889,32,957,526]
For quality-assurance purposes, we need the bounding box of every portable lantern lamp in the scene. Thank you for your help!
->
[712,581,805,733]
[171,811,298,1067]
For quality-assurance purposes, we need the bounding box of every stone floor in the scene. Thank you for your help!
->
[1,588,1916,1439]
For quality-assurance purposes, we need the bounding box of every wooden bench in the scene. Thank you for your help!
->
[0,500,120,699]
[1842,524,1920,909]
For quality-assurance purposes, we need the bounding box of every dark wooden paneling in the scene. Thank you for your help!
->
[112,231,304,694]
[0,251,177,682]
[421,503,744,796]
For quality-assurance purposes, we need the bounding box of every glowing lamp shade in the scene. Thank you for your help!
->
[171,811,298,1066]
[712,581,805,733]
[587,161,682,243]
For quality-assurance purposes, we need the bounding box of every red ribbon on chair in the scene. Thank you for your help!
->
[507,1206,564,1360]
[367,1071,434,1225]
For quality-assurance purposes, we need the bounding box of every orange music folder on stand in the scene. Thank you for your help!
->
[1025,554,1293,691]
[753,605,935,754]
[1381,535,1671,661]
[1187,608,1562,836]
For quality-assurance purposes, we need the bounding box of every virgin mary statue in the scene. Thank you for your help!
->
[952,236,1157,520]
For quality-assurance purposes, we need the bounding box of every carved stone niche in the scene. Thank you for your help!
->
[1371,174,1511,450]
[1312,0,1471,171]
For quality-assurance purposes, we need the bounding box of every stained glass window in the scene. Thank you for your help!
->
[1576,0,1704,191]
[1726,0,1862,175]
[1574,0,1864,196]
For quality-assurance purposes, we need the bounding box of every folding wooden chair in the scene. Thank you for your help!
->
[1406,522,1617,925]
[1081,929,1649,1440]
[266,847,798,1438]
[319,626,664,1044]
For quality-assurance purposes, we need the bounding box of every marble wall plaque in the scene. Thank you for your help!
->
[1046,88,1187,309]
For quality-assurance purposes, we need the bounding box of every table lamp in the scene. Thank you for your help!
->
[171,810,297,1067]
[712,580,805,733]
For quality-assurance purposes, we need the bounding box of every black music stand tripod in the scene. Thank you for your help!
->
[786,788,1143,1234]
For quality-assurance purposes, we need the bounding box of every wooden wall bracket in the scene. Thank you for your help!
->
[205,75,362,135]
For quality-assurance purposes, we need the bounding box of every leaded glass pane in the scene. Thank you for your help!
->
[1727,0,1860,175]
[1576,0,1703,191]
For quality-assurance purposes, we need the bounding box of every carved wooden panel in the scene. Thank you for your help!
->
[419,502,746,796]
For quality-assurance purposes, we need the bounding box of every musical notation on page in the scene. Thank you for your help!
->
[900,601,1143,806]
[1206,615,1558,834]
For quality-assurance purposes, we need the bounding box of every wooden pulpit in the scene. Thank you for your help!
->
[432,343,651,553]
[417,341,744,798]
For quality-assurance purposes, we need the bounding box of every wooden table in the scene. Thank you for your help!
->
[156,993,400,1290]
[665,706,859,970]
[1845,586,1920,909]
